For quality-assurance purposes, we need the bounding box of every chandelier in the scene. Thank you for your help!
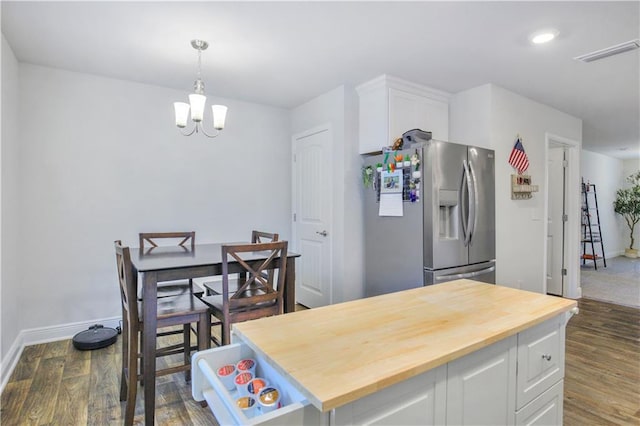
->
[174,40,228,138]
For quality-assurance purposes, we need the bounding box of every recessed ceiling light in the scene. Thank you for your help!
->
[530,29,559,44]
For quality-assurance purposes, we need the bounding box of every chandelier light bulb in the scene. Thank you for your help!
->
[189,94,206,122]
[212,105,228,130]
[174,102,190,128]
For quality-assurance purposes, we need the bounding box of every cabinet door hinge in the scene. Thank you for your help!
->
[562,160,568,168]
[562,268,567,276]
[293,213,297,222]
[562,214,568,222]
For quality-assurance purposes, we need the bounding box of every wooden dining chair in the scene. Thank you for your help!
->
[199,240,288,346]
[201,230,279,296]
[138,232,202,298]
[251,230,280,244]
[115,240,210,426]
[138,232,204,374]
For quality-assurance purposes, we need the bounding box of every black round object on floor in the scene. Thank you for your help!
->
[72,324,118,350]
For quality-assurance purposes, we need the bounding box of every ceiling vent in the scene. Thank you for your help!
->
[574,39,640,63]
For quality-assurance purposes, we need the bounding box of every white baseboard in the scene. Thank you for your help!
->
[607,250,624,258]
[0,334,24,395]
[575,286,582,299]
[19,316,122,347]
[1,316,121,393]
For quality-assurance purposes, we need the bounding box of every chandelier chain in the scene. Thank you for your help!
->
[197,47,202,80]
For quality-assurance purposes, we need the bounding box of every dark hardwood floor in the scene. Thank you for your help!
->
[1,299,638,425]
[564,298,640,425]
[0,331,218,425]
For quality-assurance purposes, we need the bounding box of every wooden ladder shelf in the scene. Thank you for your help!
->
[581,179,607,270]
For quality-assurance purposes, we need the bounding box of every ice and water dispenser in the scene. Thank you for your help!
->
[438,189,459,240]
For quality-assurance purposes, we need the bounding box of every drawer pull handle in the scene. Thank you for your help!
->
[542,354,552,361]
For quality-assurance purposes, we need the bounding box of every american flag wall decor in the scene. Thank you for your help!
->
[508,136,530,174]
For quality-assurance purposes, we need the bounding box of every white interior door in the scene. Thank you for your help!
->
[547,147,565,296]
[292,125,332,308]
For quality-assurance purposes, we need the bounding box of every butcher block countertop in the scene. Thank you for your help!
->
[233,279,577,412]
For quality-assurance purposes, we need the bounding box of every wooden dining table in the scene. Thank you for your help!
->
[129,242,300,426]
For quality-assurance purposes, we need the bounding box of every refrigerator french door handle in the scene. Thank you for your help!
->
[434,265,496,282]
[462,160,473,246]
[459,162,468,244]
[468,161,478,244]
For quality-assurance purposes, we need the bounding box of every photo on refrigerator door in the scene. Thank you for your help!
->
[381,170,402,193]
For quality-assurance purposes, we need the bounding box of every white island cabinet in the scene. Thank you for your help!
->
[193,280,577,425]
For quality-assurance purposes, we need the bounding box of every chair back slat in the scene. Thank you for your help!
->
[250,231,279,282]
[139,232,196,250]
[230,254,279,294]
[251,230,279,244]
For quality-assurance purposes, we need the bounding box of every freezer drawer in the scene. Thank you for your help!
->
[424,261,495,285]
[192,343,320,425]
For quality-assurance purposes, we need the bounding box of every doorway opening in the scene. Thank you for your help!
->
[291,124,333,308]
[544,134,581,299]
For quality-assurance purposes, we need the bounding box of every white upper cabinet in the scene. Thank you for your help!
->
[356,75,450,154]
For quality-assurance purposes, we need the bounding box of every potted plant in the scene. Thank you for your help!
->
[395,153,404,168]
[613,171,640,258]
[362,165,374,188]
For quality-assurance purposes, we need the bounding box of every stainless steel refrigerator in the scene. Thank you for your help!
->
[363,136,495,297]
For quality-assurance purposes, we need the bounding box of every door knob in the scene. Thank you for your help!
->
[316,230,328,237]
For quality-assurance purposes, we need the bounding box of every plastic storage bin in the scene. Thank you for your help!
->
[192,342,315,425]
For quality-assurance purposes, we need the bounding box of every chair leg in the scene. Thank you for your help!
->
[139,331,144,386]
[222,320,231,346]
[198,312,211,351]
[183,324,191,381]
[119,317,129,402]
[124,326,139,426]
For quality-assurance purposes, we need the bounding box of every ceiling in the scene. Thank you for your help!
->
[2,1,639,159]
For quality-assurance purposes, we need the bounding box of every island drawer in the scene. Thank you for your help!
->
[515,379,563,425]
[192,343,318,425]
[516,315,565,409]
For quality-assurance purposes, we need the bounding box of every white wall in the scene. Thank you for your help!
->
[622,158,640,250]
[581,150,625,257]
[291,85,364,303]
[342,86,363,302]
[450,84,582,294]
[14,63,291,333]
[622,158,640,178]
[491,86,582,293]
[1,35,20,364]
[449,84,492,148]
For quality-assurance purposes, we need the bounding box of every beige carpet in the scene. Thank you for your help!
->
[580,256,640,308]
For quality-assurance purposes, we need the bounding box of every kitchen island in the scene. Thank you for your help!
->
[193,279,577,425]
